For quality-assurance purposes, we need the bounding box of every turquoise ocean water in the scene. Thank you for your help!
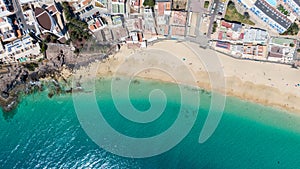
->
[1,77,300,168]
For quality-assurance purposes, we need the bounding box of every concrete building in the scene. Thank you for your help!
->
[0,35,40,64]
[0,16,16,42]
[156,0,171,16]
[155,0,171,36]
[126,31,146,48]
[216,20,244,42]
[129,0,142,13]
[143,8,156,34]
[126,17,143,32]
[243,43,266,59]
[34,3,67,42]
[243,28,268,45]
[238,0,292,33]
[0,0,14,17]
[34,7,56,33]
[111,0,125,14]
[284,0,300,18]
[71,0,93,11]
[170,11,187,37]
[23,9,36,26]
[267,37,297,63]
[88,17,106,32]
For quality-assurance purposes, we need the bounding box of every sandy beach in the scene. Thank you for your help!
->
[73,40,300,114]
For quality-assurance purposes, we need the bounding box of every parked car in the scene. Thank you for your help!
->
[22,30,27,35]
[85,5,94,11]
[30,29,36,34]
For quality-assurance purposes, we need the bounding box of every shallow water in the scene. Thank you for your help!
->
[0,78,300,168]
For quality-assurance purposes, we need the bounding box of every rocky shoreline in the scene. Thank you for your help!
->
[0,43,114,113]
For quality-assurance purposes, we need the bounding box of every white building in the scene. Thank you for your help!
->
[0,16,16,42]
[0,0,14,17]
[267,37,297,63]
[243,28,268,45]
[0,35,41,63]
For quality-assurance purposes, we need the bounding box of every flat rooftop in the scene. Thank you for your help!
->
[243,28,268,43]
[254,0,292,29]
[293,0,300,7]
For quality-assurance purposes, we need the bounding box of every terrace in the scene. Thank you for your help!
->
[157,1,171,16]
[268,37,296,63]
[243,28,268,44]
[111,0,126,14]
[0,16,16,42]
[2,35,40,63]
[271,37,296,46]
[170,11,187,26]
[214,20,244,42]
[0,0,13,17]
[126,17,143,32]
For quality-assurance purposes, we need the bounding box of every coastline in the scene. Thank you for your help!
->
[73,40,300,114]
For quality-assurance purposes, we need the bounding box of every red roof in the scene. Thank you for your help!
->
[46,4,58,14]
[82,0,91,6]
[35,7,52,31]
[158,3,164,16]
[95,20,102,28]
[239,33,244,39]
[221,21,232,28]
[138,32,143,42]
[218,31,223,40]
[134,0,140,6]
[89,25,96,30]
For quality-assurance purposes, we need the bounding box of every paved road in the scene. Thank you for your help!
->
[183,0,209,47]
[12,0,36,33]
[207,0,219,38]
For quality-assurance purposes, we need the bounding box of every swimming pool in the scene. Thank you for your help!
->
[265,0,277,6]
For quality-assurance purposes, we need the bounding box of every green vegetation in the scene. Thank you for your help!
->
[225,1,255,25]
[244,12,250,19]
[281,23,299,35]
[277,5,289,15]
[290,43,295,47]
[212,21,218,33]
[62,2,92,52]
[204,1,210,8]
[143,0,155,7]
[297,48,300,52]
[272,37,295,45]
[62,2,76,21]
[74,48,80,55]
[44,33,59,43]
[24,62,39,71]
[67,23,91,41]
[172,0,186,10]
[39,41,48,54]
